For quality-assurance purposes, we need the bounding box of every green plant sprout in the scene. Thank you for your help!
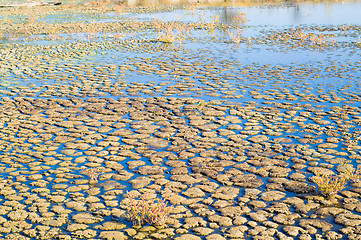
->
[197,100,206,111]
[196,100,219,112]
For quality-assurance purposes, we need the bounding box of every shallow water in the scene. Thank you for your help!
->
[135,1,361,25]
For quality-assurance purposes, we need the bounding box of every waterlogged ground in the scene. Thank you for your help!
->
[0,0,361,239]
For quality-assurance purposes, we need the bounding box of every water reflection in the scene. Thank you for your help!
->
[219,8,239,25]
[124,0,361,8]
[130,0,361,26]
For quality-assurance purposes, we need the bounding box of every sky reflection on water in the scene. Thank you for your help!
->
[135,1,361,26]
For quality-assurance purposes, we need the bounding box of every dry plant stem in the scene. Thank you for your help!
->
[295,30,307,41]
[157,25,175,43]
[228,29,243,45]
[340,164,361,182]
[80,167,100,182]
[234,11,247,25]
[314,174,347,198]
[125,193,173,227]
[313,164,361,198]
[126,194,148,226]
[147,199,173,226]
[310,33,327,45]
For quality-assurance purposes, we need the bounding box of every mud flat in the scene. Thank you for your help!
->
[0,0,360,239]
